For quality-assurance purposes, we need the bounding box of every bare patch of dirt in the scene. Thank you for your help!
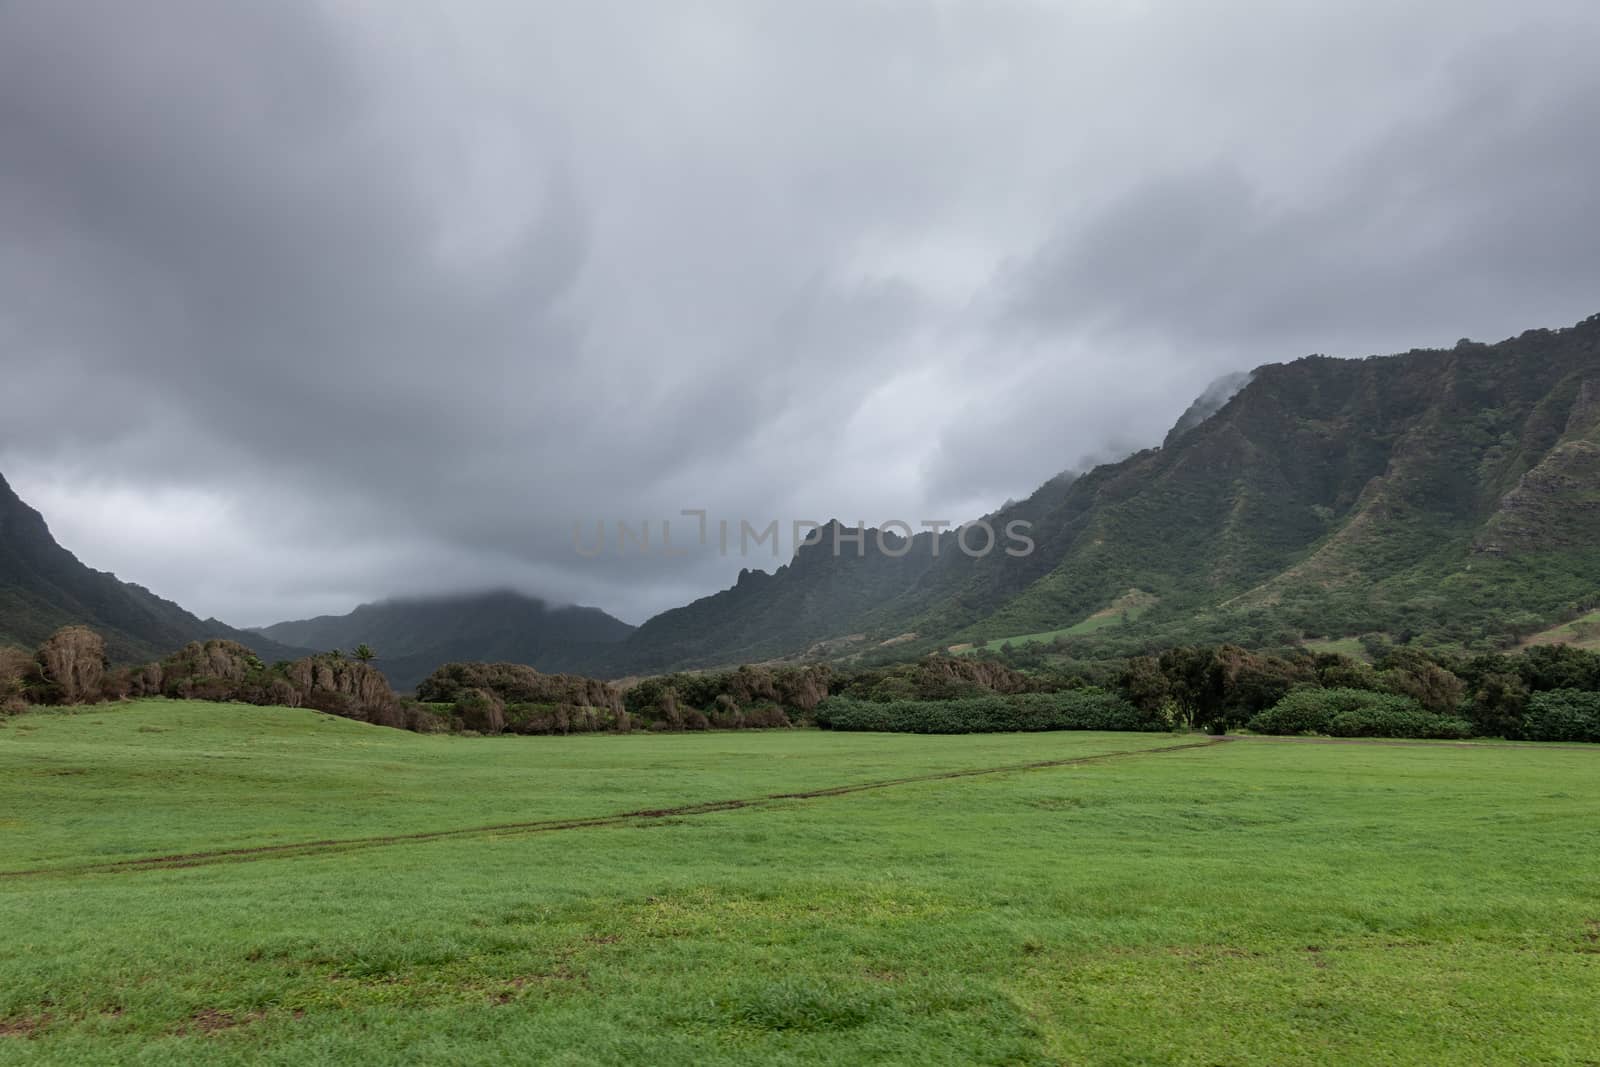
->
[0,1014,50,1038]
[175,1009,263,1036]
[493,967,583,1003]
[1162,946,1262,962]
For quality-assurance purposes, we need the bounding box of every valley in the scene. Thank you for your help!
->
[6,7,1600,1061]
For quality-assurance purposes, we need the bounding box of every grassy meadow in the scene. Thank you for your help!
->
[1523,608,1600,651]
[952,592,1157,656]
[3,700,1600,1064]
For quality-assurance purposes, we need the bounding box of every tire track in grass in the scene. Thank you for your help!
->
[0,738,1227,880]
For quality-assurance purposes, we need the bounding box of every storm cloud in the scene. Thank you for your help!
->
[3,0,1599,625]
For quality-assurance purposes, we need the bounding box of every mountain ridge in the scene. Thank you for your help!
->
[590,314,1600,673]
[255,590,635,691]
[0,472,311,664]
[6,312,1599,681]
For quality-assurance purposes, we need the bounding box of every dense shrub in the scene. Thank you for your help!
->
[124,662,164,699]
[503,701,632,735]
[910,657,1032,699]
[1377,649,1467,715]
[402,702,451,734]
[1,646,35,711]
[1518,645,1600,693]
[283,654,398,722]
[34,626,107,705]
[1246,686,1352,735]
[1249,687,1470,739]
[623,666,821,729]
[363,699,408,730]
[264,677,301,708]
[1123,645,1316,733]
[0,650,28,714]
[725,664,833,710]
[708,701,792,730]
[454,688,506,734]
[418,662,622,713]
[159,640,263,698]
[12,622,1600,747]
[1118,656,1171,713]
[817,689,1164,734]
[1522,690,1600,743]
[95,669,126,701]
[1325,706,1473,740]
[1313,654,1382,691]
[832,658,1029,703]
[1468,672,1529,738]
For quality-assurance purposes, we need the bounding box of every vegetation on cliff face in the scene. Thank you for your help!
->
[4,313,1598,682]
[598,314,1600,674]
[0,473,309,665]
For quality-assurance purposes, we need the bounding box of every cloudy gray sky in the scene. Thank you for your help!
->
[3,0,1599,626]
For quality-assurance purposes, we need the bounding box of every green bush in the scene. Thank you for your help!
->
[1325,705,1473,740]
[1249,687,1471,739]
[1468,672,1529,738]
[817,689,1164,734]
[1522,690,1600,743]
[401,702,451,734]
[503,701,631,735]
[1246,686,1351,735]
[453,688,506,735]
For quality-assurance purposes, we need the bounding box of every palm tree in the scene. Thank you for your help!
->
[353,643,377,663]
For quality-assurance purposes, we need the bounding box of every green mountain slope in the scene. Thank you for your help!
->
[602,313,1600,673]
[609,524,954,673]
[956,320,1600,652]
[11,313,1597,681]
[0,472,310,664]
[255,592,635,691]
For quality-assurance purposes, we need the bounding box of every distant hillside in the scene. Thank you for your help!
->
[0,472,310,664]
[256,591,635,691]
[607,523,957,675]
[597,313,1600,673]
[11,312,1598,683]
[950,317,1600,654]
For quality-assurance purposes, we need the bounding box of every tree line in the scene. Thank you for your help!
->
[7,624,1600,743]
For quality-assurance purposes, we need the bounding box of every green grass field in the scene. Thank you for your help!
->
[1523,608,1600,651]
[4,701,1600,1064]
[1301,636,1371,660]
[953,592,1156,655]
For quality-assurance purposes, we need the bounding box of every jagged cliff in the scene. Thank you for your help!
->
[0,473,308,664]
[7,313,1599,679]
[599,314,1600,672]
